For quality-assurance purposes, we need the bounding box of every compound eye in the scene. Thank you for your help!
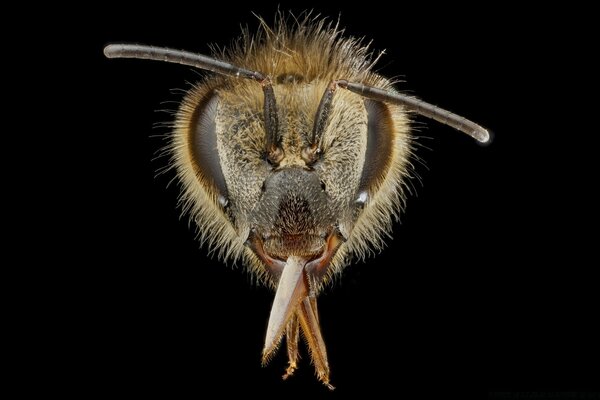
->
[189,93,229,206]
[357,100,395,196]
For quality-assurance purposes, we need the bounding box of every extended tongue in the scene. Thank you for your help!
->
[262,255,309,363]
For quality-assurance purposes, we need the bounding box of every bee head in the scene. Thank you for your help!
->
[104,16,488,387]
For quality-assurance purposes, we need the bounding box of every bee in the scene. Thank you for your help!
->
[104,14,489,390]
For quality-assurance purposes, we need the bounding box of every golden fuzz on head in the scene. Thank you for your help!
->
[223,13,388,86]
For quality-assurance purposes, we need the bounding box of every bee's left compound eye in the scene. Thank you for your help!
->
[357,100,395,196]
[189,92,229,207]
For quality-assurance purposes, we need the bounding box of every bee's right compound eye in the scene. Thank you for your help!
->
[189,92,229,207]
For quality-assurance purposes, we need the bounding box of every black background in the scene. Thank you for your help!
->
[50,1,597,398]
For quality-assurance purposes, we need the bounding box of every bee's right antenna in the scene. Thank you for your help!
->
[104,44,284,163]
[336,80,490,144]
